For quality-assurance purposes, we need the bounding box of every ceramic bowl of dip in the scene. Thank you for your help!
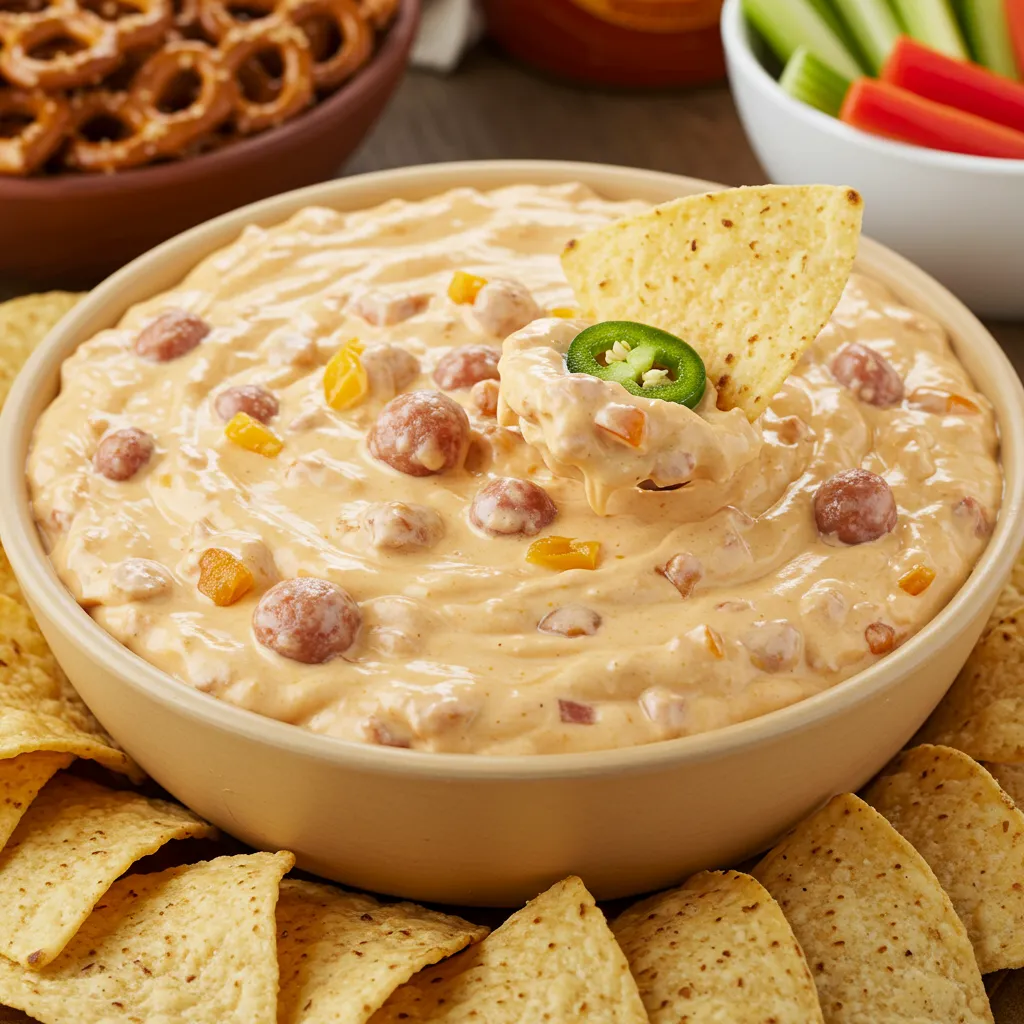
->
[2,160,1023,906]
[720,0,1024,320]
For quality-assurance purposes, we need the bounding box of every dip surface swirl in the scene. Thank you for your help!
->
[27,183,1002,754]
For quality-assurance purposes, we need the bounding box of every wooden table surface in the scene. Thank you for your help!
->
[2,46,1024,1024]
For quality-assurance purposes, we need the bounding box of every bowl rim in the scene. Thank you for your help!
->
[0,0,420,198]
[720,0,1024,174]
[2,158,1023,782]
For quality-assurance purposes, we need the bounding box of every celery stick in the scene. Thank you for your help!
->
[832,0,902,72]
[803,0,871,68]
[955,0,1020,77]
[889,0,969,58]
[742,0,863,78]
[780,46,852,115]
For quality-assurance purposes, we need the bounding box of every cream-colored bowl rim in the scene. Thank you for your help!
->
[2,160,1022,781]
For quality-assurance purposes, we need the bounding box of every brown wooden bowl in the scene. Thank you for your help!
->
[0,0,419,289]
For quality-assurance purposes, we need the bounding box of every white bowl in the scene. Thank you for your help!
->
[2,160,1023,906]
[721,0,1024,319]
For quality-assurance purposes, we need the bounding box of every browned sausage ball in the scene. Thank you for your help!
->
[134,309,211,362]
[830,343,904,407]
[814,468,897,544]
[368,391,471,477]
[469,477,557,536]
[252,577,361,664]
[432,345,501,390]
[214,384,279,424]
[93,427,155,481]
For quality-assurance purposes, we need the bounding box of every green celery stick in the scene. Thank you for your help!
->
[742,0,863,78]
[831,0,902,72]
[780,46,852,115]
[955,0,1020,77]
[803,0,872,68]
[889,0,969,58]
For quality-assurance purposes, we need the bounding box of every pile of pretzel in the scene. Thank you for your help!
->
[0,0,396,175]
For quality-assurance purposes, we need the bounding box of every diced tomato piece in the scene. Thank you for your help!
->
[882,36,1024,134]
[840,78,1024,158]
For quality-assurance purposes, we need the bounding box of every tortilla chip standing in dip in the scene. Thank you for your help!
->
[22,182,998,759]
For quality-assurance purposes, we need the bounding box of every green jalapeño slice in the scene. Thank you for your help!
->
[566,321,706,408]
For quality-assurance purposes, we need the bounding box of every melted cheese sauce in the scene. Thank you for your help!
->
[27,184,1002,754]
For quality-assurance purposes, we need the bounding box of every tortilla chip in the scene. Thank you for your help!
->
[0,548,25,609]
[561,184,862,420]
[753,792,992,1023]
[370,876,647,1023]
[0,292,81,410]
[0,752,72,850]
[277,879,488,1024]
[865,744,1024,973]
[983,763,1024,807]
[993,549,1024,623]
[916,609,1024,762]
[0,595,134,776]
[0,850,292,1024]
[0,773,216,967]
[612,869,824,1024]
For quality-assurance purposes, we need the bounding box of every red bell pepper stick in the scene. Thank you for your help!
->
[881,36,1024,133]
[1010,0,1024,76]
[840,78,1024,158]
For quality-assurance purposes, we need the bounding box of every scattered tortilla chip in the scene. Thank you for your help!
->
[753,792,992,1024]
[0,850,292,1024]
[865,744,1024,973]
[0,773,216,967]
[370,876,647,1023]
[277,879,489,1024]
[612,869,824,1024]
[984,763,1024,808]
[0,292,81,410]
[0,548,25,609]
[0,595,135,776]
[993,551,1024,623]
[561,184,863,420]
[916,609,1024,762]
[0,752,72,850]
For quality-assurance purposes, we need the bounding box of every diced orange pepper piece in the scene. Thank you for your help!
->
[550,306,581,319]
[197,548,255,607]
[595,405,646,448]
[323,340,368,411]
[224,412,283,457]
[898,564,936,596]
[702,625,725,659]
[448,271,488,305]
[526,536,601,571]
[947,393,980,415]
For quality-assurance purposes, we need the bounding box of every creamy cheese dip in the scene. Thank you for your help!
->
[27,184,1002,754]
